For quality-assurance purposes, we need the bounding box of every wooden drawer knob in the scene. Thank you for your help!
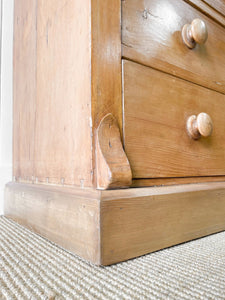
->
[182,19,208,49]
[187,113,213,139]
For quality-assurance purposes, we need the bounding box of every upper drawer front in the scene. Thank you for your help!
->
[203,0,225,17]
[122,0,225,94]
[123,60,225,179]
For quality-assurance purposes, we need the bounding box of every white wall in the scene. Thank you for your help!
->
[0,0,14,214]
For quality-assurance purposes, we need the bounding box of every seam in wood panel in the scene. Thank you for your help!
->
[121,61,126,148]
[101,182,225,200]
[201,0,225,19]
[121,56,225,96]
[134,175,225,180]
[183,0,225,28]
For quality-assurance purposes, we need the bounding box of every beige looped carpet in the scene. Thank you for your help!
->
[1,216,225,300]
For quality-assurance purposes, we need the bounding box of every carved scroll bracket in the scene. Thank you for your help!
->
[96,113,132,190]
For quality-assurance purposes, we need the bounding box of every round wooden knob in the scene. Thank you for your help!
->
[182,19,208,49]
[187,113,213,140]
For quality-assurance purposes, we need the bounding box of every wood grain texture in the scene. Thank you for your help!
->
[5,181,225,265]
[100,182,225,265]
[91,0,122,130]
[185,0,225,27]
[4,182,101,264]
[13,0,123,189]
[34,0,92,187]
[13,0,37,181]
[203,0,225,17]
[123,60,225,179]
[122,0,225,94]
[96,114,132,189]
[131,176,225,188]
[91,0,122,186]
[10,0,225,267]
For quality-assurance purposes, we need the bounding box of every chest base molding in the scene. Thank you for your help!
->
[4,181,225,265]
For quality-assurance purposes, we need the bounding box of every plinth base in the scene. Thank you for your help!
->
[4,181,225,265]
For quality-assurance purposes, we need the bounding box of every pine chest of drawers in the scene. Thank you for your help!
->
[4,0,225,265]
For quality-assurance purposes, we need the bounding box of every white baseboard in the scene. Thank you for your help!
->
[0,165,12,214]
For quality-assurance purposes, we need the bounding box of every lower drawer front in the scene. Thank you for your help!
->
[123,60,225,179]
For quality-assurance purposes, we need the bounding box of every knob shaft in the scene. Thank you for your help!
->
[187,113,213,140]
[182,19,208,49]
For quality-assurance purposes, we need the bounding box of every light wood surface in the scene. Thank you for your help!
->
[123,60,225,179]
[10,0,225,266]
[13,0,123,189]
[91,0,122,130]
[131,176,225,188]
[5,181,225,265]
[4,182,101,264]
[96,114,132,189]
[101,181,225,265]
[185,0,225,27]
[122,0,225,94]
[13,0,93,187]
[201,0,225,18]
[13,0,37,180]
[34,0,92,187]
[91,0,122,185]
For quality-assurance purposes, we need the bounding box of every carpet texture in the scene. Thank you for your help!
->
[1,216,225,300]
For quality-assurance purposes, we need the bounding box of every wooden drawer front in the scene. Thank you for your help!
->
[122,0,225,94]
[203,0,225,17]
[123,60,225,179]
